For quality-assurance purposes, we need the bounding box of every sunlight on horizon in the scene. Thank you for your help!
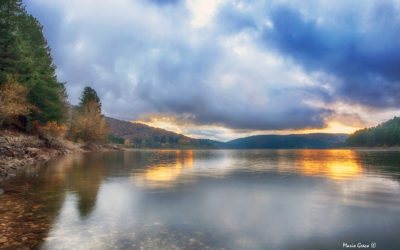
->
[289,122,361,135]
[134,117,361,141]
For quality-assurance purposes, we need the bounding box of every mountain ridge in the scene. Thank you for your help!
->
[107,117,348,149]
[106,117,222,148]
[225,133,348,149]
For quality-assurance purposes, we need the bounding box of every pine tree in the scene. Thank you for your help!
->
[0,0,23,84]
[0,1,67,126]
[347,117,400,147]
[17,13,67,124]
[79,86,101,112]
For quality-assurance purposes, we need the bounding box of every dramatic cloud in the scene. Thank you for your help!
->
[262,2,400,108]
[25,0,400,139]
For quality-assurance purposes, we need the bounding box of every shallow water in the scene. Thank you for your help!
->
[1,149,400,249]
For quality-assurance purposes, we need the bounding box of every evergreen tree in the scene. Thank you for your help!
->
[79,86,101,112]
[0,0,67,126]
[347,117,400,147]
[0,0,23,84]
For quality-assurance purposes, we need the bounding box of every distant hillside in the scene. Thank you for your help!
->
[224,133,349,149]
[106,117,222,148]
[107,117,349,149]
[347,117,400,147]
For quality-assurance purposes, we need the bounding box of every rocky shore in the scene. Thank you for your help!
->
[0,130,122,182]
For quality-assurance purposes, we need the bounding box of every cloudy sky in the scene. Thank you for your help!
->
[26,0,400,141]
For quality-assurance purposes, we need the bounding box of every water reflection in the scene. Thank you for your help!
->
[0,149,400,249]
[132,150,194,188]
[294,150,362,180]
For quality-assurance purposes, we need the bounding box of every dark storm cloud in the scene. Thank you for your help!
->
[132,42,330,130]
[23,0,400,133]
[260,2,400,108]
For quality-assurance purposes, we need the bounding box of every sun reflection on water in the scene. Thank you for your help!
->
[133,150,194,188]
[295,150,362,180]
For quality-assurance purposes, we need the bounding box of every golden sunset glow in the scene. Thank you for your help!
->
[135,115,186,135]
[145,165,182,182]
[290,122,362,135]
[135,114,362,142]
[133,150,194,187]
[184,150,193,169]
[295,150,362,180]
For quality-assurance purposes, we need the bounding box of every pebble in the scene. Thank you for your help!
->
[0,237,7,243]
[0,188,3,195]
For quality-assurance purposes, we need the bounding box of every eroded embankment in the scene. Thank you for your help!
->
[0,130,122,182]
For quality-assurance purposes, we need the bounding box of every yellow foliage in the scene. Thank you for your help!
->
[0,75,32,125]
[39,121,68,139]
[124,138,131,145]
[70,100,108,142]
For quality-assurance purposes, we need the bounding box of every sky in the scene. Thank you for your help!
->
[25,0,400,141]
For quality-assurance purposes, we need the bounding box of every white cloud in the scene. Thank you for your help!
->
[186,0,225,27]
[24,0,400,140]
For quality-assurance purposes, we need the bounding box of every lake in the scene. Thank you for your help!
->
[1,149,400,249]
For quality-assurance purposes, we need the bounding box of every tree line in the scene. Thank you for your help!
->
[0,0,108,143]
[347,117,400,147]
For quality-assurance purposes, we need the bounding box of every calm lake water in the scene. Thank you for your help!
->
[1,149,400,249]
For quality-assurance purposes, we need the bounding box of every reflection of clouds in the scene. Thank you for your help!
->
[145,165,182,182]
[329,175,400,211]
[130,149,367,189]
[294,150,362,180]
[130,150,246,189]
[131,150,196,188]
[40,150,400,249]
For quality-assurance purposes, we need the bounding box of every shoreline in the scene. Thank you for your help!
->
[2,129,400,185]
[0,130,122,185]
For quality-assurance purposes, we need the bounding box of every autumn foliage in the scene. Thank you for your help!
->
[0,75,33,126]
[69,90,108,143]
[1,2,109,146]
[39,121,67,138]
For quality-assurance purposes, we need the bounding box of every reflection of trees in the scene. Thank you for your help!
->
[2,149,400,249]
[2,151,200,248]
[65,154,109,217]
[0,153,110,248]
[39,153,109,218]
[0,164,68,248]
[355,150,400,182]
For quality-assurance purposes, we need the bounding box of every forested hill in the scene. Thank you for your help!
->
[107,117,349,149]
[347,117,400,147]
[224,133,348,149]
[106,117,223,148]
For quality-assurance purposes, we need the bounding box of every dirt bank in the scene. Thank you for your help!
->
[0,130,122,182]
